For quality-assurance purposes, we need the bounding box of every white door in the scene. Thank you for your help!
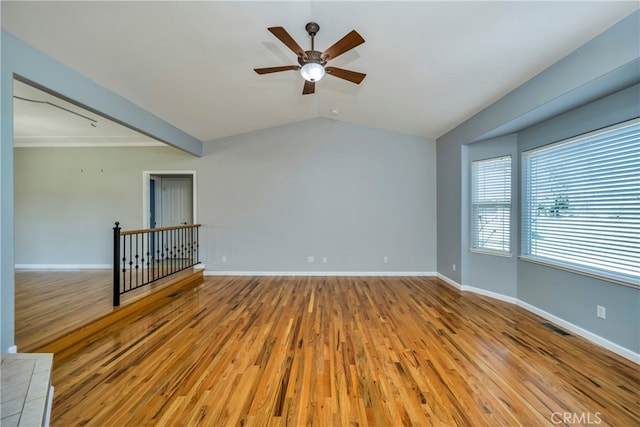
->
[160,177,193,226]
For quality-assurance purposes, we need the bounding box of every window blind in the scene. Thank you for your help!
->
[522,118,640,286]
[471,156,511,254]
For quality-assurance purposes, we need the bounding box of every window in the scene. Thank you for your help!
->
[471,156,512,255]
[522,118,640,287]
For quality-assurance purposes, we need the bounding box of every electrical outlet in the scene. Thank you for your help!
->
[597,305,606,319]
[453,264,456,272]
[307,256,315,263]
[221,256,227,263]
[322,257,327,263]
[383,256,389,263]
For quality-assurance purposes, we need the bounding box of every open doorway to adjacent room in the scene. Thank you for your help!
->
[143,171,197,229]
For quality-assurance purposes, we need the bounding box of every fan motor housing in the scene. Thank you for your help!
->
[298,50,326,66]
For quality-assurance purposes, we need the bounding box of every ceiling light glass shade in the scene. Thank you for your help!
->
[300,62,325,82]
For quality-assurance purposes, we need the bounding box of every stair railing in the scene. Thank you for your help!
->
[112,222,201,306]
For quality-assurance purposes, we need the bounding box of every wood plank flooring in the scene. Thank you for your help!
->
[50,276,639,426]
[15,268,200,352]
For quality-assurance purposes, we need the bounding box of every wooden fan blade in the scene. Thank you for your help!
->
[321,30,365,61]
[268,27,306,58]
[254,65,299,74]
[302,80,315,95]
[325,67,366,84]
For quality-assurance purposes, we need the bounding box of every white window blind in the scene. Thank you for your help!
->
[471,156,511,254]
[522,118,640,287]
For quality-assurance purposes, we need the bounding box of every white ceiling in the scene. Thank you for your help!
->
[3,1,638,144]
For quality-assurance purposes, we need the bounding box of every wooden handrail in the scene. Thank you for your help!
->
[120,224,202,236]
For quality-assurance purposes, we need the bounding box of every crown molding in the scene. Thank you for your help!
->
[14,136,165,148]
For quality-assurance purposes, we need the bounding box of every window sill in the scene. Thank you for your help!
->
[469,249,512,258]
[519,256,640,289]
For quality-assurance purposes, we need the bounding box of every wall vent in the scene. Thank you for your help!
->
[541,322,571,336]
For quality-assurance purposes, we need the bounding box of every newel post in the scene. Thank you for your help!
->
[113,222,121,306]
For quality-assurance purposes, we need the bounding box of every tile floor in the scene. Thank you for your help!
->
[1,353,53,427]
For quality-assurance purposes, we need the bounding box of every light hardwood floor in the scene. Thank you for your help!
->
[50,275,639,426]
[15,268,199,352]
[15,269,113,352]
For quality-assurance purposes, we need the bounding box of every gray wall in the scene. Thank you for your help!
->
[436,9,640,355]
[203,119,436,272]
[436,136,462,282]
[14,146,196,265]
[14,118,437,273]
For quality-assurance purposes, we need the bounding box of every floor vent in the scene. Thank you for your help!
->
[168,289,185,298]
[541,322,571,336]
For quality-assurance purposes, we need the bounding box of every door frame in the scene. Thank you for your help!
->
[149,175,161,228]
[142,170,197,229]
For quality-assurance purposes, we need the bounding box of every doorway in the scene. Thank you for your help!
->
[143,171,197,229]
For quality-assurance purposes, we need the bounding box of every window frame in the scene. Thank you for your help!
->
[520,117,640,288]
[470,155,513,257]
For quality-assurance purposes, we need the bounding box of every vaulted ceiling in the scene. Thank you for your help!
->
[3,1,638,144]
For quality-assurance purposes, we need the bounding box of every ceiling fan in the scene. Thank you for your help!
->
[254,22,366,95]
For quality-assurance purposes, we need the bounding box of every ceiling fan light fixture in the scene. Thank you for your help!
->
[300,61,325,82]
[255,23,365,94]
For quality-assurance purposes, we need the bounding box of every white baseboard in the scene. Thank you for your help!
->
[436,273,463,289]
[517,300,640,364]
[462,285,518,304]
[436,273,639,364]
[15,264,110,270]
[436,274,517,303]
[205,270,436,277]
